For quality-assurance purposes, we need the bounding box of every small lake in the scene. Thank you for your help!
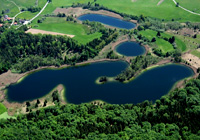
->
[78,14,136,29]
[116,42,146,56]
[6,61,194,104]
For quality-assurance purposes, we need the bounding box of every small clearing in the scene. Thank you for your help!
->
[26,29,75,38]
[157,0,164,6]
[182,53,200,69]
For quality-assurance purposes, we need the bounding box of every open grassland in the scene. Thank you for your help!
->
[95,0,200,22]
[1,0,200,22]
[32,17,102,44]
[41,0,94,15]
[15,0,47,20]
[0,103,6,115]
[174,34,200,50]
[139,29,186,53]
[0,0,19,17]
[11,0,36,8]
[176,0,200,13]
[191,50,200,58]
[0,112,16,119]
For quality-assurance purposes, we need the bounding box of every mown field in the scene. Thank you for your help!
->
[139,29,186,53]
[1,0,199,22]
[176,0,200,13]
[0,103,6,115]
[32,17,102,44]
[0,0,19,17]
[95,0,200,22]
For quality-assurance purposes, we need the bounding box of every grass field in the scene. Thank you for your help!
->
[41,0,94,15]
[0,112,16,119]
[96,0,200,22]
[0,0,20,17]
[139,29,186,53]
[191,50,200,58]
[0,103,6,115]
[176,0,200,13]
[32,17,102,44]
[1,0,199,22]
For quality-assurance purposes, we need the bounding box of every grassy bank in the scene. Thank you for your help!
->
[0,103,6,115]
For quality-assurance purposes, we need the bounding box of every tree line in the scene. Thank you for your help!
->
[0,27,118,73]
[116,55,159,82]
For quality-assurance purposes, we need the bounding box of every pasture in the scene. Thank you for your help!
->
[32,17,102,44]
[95,0,200,22]
[176,0,200,13]
[139,29,186,53]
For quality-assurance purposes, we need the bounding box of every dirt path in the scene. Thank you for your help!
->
[26,29,75,38]
[172,0,200,16]
[157,0,165,6]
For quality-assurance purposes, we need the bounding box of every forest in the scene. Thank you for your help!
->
[0,77,200,139]
[116,55,159,82]
[0,26,117,73]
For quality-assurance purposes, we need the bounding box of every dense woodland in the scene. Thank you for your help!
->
[0,26,117,73]
[116,55,159,82]
[0,77,200,139]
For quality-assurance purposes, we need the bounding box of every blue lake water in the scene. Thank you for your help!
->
[78,14,136,29]
[6,61,194,104]
[116,42,145,56]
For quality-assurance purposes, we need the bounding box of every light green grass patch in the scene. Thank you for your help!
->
[139,29,174,53]
[176,0,200,13]
[32,17,102,44]
[0,112,16,119]
[0,103,7,115]
[96,0,200,22]
[0,0,20,17]
[41,0,94,15]
[140,29,187,53]
[191,50,200,58]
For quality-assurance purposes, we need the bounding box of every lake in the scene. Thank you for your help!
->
[116,41,146,56]
[78,14,136,29]
[6,61,194,104]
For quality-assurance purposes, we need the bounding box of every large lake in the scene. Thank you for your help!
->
[116,42,146,56]
[78,14,136,29]
[6,61,194,104]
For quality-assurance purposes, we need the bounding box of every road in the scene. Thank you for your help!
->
[23,1,49,25]
[10,11,24,27]
[172,0,200,16]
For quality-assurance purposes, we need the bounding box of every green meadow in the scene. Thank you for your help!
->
[95,0,200,22]
[139,29,186,53]
[0,103,6,115]
[32,17,102,44]
[0,0,19,17]
[176,0,200,13]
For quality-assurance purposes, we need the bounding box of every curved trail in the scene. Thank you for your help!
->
[24,1,49,25]
[172,0,200,16]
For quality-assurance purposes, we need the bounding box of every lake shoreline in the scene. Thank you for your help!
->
[0,58,197,116]
[54,7,138,29]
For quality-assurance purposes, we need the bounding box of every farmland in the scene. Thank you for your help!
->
[32,17,102,44]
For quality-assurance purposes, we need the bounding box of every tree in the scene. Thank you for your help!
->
[37,99,40,104]
[157,31,161,37]
[176,2,179,7]
[26,101,31,107]
[151,37,156,42]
